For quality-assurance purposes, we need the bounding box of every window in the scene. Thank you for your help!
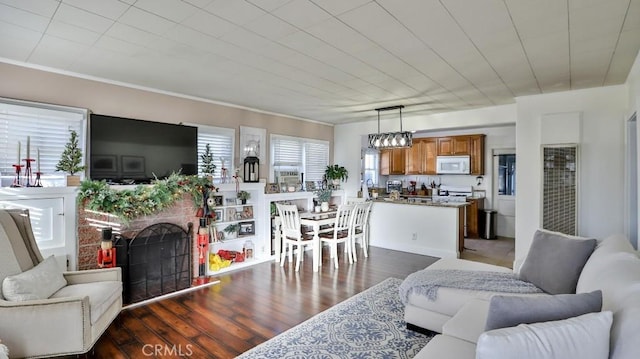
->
[195,124,234,180]
[271,134,329,182]
[363,149,379,188]
[0,98,87,187]
[498,154,516,196]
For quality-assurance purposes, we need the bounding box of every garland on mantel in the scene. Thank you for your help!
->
[77,173,214,222]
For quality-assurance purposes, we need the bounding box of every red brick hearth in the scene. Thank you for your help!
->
[77,194,199,275]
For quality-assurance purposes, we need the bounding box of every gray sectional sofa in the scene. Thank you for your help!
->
[404,232,640,359]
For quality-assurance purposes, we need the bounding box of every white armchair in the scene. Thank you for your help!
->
[0,209,122,358]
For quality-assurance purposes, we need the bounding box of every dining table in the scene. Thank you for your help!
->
[273,208,337,272]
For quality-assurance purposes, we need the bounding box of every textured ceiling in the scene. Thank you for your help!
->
[1,0,639,124]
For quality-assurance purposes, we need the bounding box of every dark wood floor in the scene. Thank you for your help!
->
[88,246,438,359]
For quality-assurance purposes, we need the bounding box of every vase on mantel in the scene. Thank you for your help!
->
[321,202,329,212]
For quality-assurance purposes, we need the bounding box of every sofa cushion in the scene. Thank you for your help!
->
[518,229,596,294]
[50,281,122,325]
[484,290,602,331]
[442,298,490,344]
[476,311,612,359]
[405,258,513,318]
[2,255,67,301]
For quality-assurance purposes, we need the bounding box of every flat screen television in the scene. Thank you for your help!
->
[89,114,197,184]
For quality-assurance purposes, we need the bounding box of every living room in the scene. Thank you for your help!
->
[1,1,640,358]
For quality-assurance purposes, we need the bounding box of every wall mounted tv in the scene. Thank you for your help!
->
[89,114,197,184]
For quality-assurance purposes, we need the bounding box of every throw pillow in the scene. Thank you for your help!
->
[518,229,596,294]
[477,311,613,359]
[2,255,67,301]
[484,290,602,330]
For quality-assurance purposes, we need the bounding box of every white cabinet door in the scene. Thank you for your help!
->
[0,197,65,250]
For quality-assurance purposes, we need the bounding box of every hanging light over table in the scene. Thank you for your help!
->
[368,105,412,149]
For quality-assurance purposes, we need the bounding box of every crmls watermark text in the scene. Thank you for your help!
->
[142,344,194,357]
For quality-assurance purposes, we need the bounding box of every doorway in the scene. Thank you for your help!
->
[493,149,516,238]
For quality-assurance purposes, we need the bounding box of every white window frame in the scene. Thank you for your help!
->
[363,148,379,188]
[189,123,235,180]
[270,134,329,183]
[0,98,87,187]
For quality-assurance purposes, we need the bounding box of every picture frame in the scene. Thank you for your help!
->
[239,221,255,235]
[240,126,266,162]
[241,206,253,219]
[121,156,145,174]
[91,155,117,173]
[305,181,316,192]
[213,209,223,222]
[212,195,224,207]
[226,208,236,221]
[266,183,280,194]
[225,198,236,206]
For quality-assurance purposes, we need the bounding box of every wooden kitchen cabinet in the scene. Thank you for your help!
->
[380,148,406,175]
[405,138,437,175]
[469,134,485,175]
[424,138,437,174]
[466,197,485,238]
[405,139,425,174]
[437,136,470,155]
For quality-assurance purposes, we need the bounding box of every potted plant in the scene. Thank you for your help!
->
[325,164,348,188]
[237,190,251,204]
[315,188,332,212]
[223,223,239,239]
[200,143,216,180]
[55,130,85,186]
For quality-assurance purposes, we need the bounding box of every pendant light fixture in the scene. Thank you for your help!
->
[368,105,412,149]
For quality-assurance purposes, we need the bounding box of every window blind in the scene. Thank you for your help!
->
[0,99,86,181]
[272,136,303,167]
[304,141,329,182]
[196,124,234,178]
[271,134,329,182]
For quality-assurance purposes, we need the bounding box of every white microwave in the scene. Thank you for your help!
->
[436,156,470,174]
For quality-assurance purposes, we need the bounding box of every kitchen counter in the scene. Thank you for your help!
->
[369,200,465,258]
[372,197,469,208]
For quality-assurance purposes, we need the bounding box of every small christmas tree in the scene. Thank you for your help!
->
[200,143,216,175]
[55,130,85,175]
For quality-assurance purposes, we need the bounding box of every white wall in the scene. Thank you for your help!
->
[628,52,640,249]
[515,85,628,263]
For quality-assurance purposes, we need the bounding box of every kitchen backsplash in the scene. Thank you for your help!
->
[385,174,487,194]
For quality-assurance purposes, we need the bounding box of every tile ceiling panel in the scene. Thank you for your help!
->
[0,21,42,61]
[0,2,51,32]
[62,0,129,20]
[53,3,114,33]
[0,0,59,17]
[46,20,101,46]
[0,0,638,124]
[133,0,198,23]
[182,10,238,38]
[204,0,266,26]
[28,34,89,69]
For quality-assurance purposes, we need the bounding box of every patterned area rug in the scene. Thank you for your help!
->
[237,277,434,359]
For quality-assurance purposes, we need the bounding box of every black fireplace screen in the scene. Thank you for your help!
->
[121,222,192,304]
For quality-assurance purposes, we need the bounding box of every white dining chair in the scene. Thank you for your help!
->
[319,204,355,269]
[276,203,315,271]
[350,201,373,260]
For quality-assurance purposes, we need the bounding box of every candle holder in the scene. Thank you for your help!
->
[34,172,43,187]
[23,159,34,187]
[11,164,23,187]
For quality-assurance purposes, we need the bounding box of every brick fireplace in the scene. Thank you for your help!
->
[77,194,200,276]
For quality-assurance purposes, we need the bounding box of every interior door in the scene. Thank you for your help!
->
[493,149,516,238]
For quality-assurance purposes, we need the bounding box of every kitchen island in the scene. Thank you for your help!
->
[369,199,467,258]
